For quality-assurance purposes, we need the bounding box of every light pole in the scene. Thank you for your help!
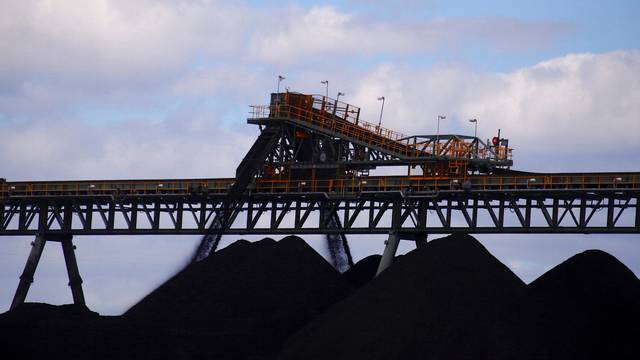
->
[435,115,446,155]
[321,80,329,98]
[468,118,478,138]
[468,118,478,158]
[336,91,344,102]
[377,96,385,134]
[277,75,286,94]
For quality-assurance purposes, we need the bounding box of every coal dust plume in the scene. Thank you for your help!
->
[2,234,639,359]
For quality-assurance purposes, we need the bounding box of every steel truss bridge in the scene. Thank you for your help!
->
[1,91,639,311]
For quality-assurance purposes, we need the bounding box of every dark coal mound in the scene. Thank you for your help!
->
[280,234,533,360]
[343,254,381,288]
[0,303,103,359]
[528,249,640,359]
[125,235,352,358]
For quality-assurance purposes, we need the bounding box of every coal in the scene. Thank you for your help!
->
[125,235,352,358]
[2,236,639,359]
[342,253,403,289]
[0,303,104,359]
[0,236,352,359]
[527,249,640,359]
[280,234,535,360]
[343,254,381,288]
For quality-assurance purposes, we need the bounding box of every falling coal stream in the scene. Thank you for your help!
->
[192,207,227,262]
[325,213,354,272]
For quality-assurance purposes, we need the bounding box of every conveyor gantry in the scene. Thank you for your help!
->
[1,91,639,311]
[248,92,513,177]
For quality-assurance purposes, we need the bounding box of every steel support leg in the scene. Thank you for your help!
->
[10,234,47,310]
[61,236,85,306]
[376,231,400,276]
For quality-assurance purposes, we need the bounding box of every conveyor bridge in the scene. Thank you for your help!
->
[1,91,638,310]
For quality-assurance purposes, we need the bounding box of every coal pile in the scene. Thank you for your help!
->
[125,235,352,358]
[343,254,381,288]
[280,234,535,360]
[2,235,639,360]
[343,254,407,289]
[527,249,640,359]
[0,303,104,359]
[0,236,352,359]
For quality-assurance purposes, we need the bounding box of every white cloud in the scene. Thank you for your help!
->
[249,6,570,63]
[0,108,253,181]
[0,2,569,95]
[0,0,246,79]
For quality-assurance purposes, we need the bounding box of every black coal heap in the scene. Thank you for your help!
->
[0,236,352,359]
[343,254,381,288]
[527,249,640,359]
[281,233,534,360]
[2,235,639,360]
[125,235,352,357]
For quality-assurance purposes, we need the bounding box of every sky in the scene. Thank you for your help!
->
[1,0,639,315]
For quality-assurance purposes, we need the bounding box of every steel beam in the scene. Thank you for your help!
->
[11,234,46,309]
[1,190,639,236]
[60,236,85,306]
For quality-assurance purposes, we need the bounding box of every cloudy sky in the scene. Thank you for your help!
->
[1,0,639,314]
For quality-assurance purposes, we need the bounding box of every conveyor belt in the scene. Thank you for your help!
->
[248,93,513,169]
[2,172,639,198]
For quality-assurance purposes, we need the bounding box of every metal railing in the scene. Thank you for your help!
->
[3,174,638,198]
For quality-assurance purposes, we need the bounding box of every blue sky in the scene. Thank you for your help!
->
[1,0,639,314]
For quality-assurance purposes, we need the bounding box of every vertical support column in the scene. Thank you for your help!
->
[471,198,478,229]
[498,198,505,229]
[175,200,184,231]
[415,233,428,249]
[11,234,47,310]
[376,231,400,276]
[84,201,93,231]
[0,202,5,231]
[60,236,85,306]
[376,200,402,276]
[606,195,615,229]
[106,201,115,231]
[152,201,161,230]
[416,199,428,249]
[199,200,207,230]
[579,196,587,229]
[129,199,138,231]
[635,196,640,229]
[552,198,560,228]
